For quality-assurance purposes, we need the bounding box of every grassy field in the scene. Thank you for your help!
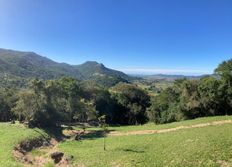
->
[1,116,232,167]
[0,123,48,167]
[75,115,232,132]
[132,80,173,97]
[59,116,232,167]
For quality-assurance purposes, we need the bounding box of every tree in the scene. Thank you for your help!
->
[179,80,201,119]
[54,77,81,122]
[0,88,17,121]
[13,79,61,126]
[80,81,116,123]
[198,76,222,116]
[147,86,180,124]
[214,59,232,87]
[98,115,108,151]
[111,83,150,125]
[12,90,47,125]
[214,59,232,114]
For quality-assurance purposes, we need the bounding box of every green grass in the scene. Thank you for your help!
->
[1,116,232,167]
[0,122,49,167]
[59,116,232,167]
[76,115,232,132]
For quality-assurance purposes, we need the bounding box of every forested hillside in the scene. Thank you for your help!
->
[0,48,131,88]
[0,49,232,127]
[147,59,232,124]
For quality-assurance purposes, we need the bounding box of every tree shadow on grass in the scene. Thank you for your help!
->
[43,127,66,141]
[33,126,65,142]
[81,130,114,140]
[32,126,115,142]
[122,148,145,153]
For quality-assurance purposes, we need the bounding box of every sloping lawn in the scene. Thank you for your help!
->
[1,116,232,167]
[0,123,48,167]
[59,116,232,167]
[76,115,232,132]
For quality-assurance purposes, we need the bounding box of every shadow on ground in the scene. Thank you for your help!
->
[81,130,115,140]
[32,125,115,141]
[122,148,145,153]
[33,126,65,141]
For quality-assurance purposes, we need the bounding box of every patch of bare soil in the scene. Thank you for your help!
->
[13,137,70,167]
[109,120,232,137]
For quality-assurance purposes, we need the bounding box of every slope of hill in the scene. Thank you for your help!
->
[0,48,83,79]
[75,61,131,87]
[58,116,232,166]
[75,61,130,80]
[2,116,232,166]
[0,48,131,87]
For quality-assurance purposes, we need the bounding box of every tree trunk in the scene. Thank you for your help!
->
[103,137,106,151]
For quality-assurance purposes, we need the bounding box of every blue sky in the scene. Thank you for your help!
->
[0,0,232,75]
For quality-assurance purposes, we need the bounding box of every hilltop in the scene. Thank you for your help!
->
[0,48,132,87]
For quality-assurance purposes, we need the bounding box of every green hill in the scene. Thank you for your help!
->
[75,61,130,80]
[0,48,131,87]
[75,61,131,87]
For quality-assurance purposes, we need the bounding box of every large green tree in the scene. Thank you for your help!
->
[214,59,232,114]
[214,59,232,87]
[111,83,150,125]
[0,88,17,121]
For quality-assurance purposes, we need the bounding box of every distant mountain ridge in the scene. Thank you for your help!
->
[0,48,132,87]
[134,74,208,81]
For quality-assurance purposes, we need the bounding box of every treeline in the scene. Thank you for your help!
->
[147,59,232,124]
[0,59,232,127]
[0,78,150,126]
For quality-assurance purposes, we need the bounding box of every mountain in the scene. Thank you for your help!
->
[0,49,84,80]
[75,61,132,87]
[0,48,131,87]
[75,61,129,79]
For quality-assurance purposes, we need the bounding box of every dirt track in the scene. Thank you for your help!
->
[108,120,232,136]
[13,119,232,166]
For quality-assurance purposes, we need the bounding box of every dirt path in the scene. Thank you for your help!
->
[109,120,232,137]
[13,119,232,166]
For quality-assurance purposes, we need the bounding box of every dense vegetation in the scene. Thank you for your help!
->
[0,49,131,88]
[0,77,151,126]
[1,49,232,166]
[0,48,232,127]
[147,59,232,124]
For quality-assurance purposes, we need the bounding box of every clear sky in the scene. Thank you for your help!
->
[0,0,232,75]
